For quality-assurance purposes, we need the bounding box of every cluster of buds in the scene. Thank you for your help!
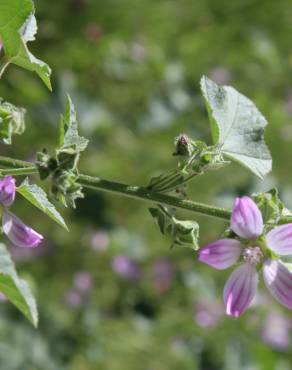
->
[37,149,83,208]
[0,176,43,248]
[174,133,228,174]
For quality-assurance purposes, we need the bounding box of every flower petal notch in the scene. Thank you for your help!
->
[223,263,258,317]
[2,211,43,248]
[266,224,292,256]
[263,260,292,310]
[230,196,263,239]
[198,239,242,270]
[0,176,16,207]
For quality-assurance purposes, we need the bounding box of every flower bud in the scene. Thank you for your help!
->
[174,134,193,156]
[0,176,16,207]
[2,211,43,248]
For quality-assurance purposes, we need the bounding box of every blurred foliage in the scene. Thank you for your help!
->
[0,0,292,368]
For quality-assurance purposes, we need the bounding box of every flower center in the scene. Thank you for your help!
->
[242,246,264,266]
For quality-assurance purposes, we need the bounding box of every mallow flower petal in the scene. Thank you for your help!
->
[230,196,263,239]
[266,224,292,256]
[0,176,16,207]
[2,211,43,248]
[223,263,258,317]
[198,239,242,269]
[263,260,292,310]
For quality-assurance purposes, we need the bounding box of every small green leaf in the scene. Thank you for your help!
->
[59,95,88,152]
[149,206,199,250]
[0,243,38,326]
[172,219,199,250]
[0,0,51,89]
[0,99,25,144]
[201,76,272,179]
[17,178,68,231]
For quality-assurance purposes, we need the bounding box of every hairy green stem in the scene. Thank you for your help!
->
[0,156,34,169]
[0,167,38,176]
[0,155,231,221]
[78,174,231,220]
[1,155,291,224]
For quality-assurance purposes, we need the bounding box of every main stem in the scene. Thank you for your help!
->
[0,155,230,221]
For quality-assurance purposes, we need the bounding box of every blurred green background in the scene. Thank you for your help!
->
[0,0,292,369]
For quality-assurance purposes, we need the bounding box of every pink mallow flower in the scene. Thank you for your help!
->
[0,176,16,207]
[2,210,43,248]
[0,176,44,249]
[198,196,292,317]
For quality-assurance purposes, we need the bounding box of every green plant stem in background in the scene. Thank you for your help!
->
[0,155,291,224]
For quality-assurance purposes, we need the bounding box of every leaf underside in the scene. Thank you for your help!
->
[201,75,272,179]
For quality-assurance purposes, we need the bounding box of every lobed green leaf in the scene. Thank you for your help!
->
[201,76,272,179]
[0,0,51,89]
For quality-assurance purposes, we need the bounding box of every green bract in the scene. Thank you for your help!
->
[149,206,199,250]
[37,95,89,208]
[0,99,25,144]
[252,188,292,229]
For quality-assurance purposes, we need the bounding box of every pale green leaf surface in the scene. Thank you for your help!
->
[0,0,51,89]
[0,243,38,326]
[60,95,88,152]
[201,76,272,179]
[17,178,68,231]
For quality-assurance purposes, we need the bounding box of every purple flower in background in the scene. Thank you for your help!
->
[90,230,109,251]
[262,312,291,350]
[112,255,141,281]
[198,196,292,317]
[0,42,2,53]
[209,66,231,85]
[64,289,84,309]
[0,293,7,303]
[2,210,43,248]
[73,271,92,292]
[0,176,16,207]
[194,300,224,328]
[152,258,175,293]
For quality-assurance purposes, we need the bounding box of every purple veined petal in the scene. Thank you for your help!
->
[198,239,242,270]
[2,211,44,248]
[263,259,292,310]
[266,224,292,256]
[230,196,263,239]
[223,263,258,317]
[0,176,16,207]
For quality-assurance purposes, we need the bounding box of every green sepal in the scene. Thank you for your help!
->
[149,206,199,250]
[252,188,292,229]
